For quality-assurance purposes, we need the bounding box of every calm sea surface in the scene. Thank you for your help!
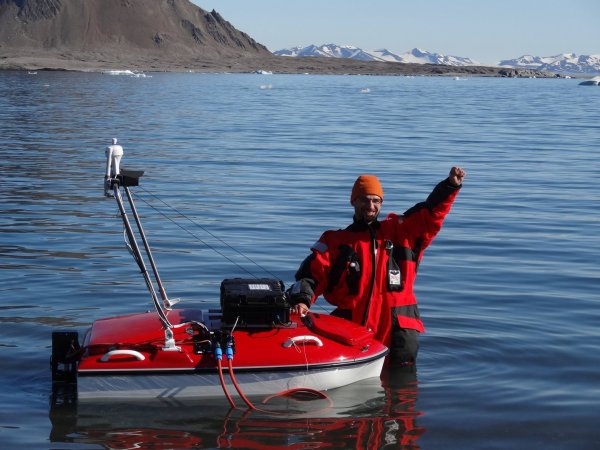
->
[0,70,599,449]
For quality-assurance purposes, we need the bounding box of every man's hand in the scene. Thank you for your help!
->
[292,303,309,317]
[449,166,466,187]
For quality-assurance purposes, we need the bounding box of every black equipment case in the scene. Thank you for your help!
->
[220,278,290,327]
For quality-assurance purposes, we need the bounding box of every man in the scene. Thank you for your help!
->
[290,167,466,365]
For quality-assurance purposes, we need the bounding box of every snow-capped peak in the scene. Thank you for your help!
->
[498,53,600,74]
[273,44,480,66]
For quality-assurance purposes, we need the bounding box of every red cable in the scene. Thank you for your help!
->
[228,359,256,410]
[217,359,236,409]
[226,359,333,415]
[221,333,332,414]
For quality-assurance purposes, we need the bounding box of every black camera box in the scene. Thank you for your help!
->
[220,278,290,326]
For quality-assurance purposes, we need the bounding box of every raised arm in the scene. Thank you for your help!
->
[399,167,466,253]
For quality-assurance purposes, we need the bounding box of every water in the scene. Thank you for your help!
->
[0,70,599,449]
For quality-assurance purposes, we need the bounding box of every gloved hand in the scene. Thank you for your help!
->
[288,280,313,317]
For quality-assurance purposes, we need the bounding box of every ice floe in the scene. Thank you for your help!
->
[579,76,600,86]
[103,70,151,78]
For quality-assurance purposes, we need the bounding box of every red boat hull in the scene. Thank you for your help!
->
[76,308,388,400]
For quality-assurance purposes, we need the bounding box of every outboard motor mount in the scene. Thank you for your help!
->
[51,331,80,383]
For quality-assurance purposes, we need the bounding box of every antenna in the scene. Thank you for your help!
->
[104,138,124,196]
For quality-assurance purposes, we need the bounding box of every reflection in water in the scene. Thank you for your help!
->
[50,365,424,449]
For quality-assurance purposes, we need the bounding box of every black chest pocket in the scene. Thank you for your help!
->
[327,244,361,295]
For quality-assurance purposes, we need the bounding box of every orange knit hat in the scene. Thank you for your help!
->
[351,175,384,203]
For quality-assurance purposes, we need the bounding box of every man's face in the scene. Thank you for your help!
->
[352,195,382,224]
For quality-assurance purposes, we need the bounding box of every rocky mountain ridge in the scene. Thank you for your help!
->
[0,0,269,69]
[276,44,599,74]
[275,45,480,67]
[499,53,600,74]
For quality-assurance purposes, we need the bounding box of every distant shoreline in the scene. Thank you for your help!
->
[0,52,563,78]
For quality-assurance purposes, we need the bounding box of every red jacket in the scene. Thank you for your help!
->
[294,178,460,346]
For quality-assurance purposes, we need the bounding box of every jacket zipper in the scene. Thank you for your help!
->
[361,226,378,326]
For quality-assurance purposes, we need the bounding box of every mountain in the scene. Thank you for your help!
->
[498,53,600,74]
[396,48,480,66]
[274,44,377,61]
[274,44,480,66]
[273,44,599,74]
[0,3,560,76]
[0,0,269,69]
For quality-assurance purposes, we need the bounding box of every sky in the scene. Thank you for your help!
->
[191,0,600,65]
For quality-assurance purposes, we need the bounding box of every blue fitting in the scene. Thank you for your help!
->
[214,344,223,361]
[226,344,234,361]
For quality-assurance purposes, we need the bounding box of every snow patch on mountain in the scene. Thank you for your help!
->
[498,53,600,74]
[395,48,480,66]
[275,44,374,61]
[274,44,480,66]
